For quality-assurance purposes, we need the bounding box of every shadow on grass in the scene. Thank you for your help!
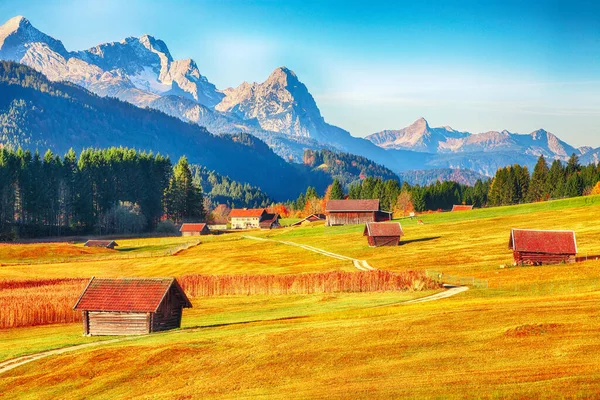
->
[401,236,441,245]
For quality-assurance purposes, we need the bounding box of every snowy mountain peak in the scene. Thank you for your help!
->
[0,15,68,59]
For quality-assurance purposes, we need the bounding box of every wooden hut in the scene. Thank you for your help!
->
[180,223,210,236]
[509,229,577,265]
[451,205,474,212]
[363,222,404,247]
[73,277,192,336]
[325,199,391,226]
[259,213,281,229]
[84,240,118,249]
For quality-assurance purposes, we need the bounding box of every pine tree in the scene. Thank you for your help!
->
[527,155,549,202]
[330,179,344,200]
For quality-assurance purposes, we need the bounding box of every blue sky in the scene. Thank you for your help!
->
[1,0,599,146]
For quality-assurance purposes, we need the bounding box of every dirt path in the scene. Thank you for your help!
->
[0,337,139,375]
[243,235,375,271]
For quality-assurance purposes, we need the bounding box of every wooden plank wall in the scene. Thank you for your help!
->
[152,286,184,332]
[369,236,400,247]
[88,311,149,336]
[328,212,375,226]
[513,251,576,265]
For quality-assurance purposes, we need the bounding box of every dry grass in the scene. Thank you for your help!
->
[1,195,600,398]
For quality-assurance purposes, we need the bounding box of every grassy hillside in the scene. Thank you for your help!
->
[1,195,600,398]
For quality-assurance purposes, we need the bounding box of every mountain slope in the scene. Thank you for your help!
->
[0,61,329,200]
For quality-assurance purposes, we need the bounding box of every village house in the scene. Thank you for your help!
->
[229,208,268,229]
[509,229,577,265]
[325,199,391,226]
[363,222,404,247]
[179,223,210,236]
[73,277,192,336]
[84,240,118,249]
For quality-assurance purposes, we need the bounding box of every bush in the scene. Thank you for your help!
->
[97,202,147,234]
[0,230,17,242]
[155,219,179,234]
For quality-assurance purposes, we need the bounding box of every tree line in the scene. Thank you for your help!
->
[0,147,204,239]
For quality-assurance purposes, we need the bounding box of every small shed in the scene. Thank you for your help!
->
[509,229,577,265]
[451,205,474,212]
[363,222,404,247]
[290,213,326,227]
[325,199,391,226]
[84,240,118,249]
[180,223,210,236]
[259,213,281,229]
[73,277,192,336]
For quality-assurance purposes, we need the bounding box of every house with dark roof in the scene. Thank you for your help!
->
[180,223,210,236]
[259,213,281,229]
[451,204,474,212]
[229,208,268,229]
[73,277,192,336]
[84,240,118,249]
[363,222,404,247]
[325,199,391,226]
[509,229,577,265]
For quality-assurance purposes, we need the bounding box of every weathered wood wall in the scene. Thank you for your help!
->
[513,251,576,265]
[151,286,184,332]
[367,236,400,247]
[88,311,150,336]
[327,212,376,226]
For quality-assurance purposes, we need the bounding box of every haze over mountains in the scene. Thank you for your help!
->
[0,15,598,180]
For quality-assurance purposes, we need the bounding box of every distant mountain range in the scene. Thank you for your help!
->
[0,15,598,181]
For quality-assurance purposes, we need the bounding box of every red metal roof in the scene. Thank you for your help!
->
[326,199,380,212]
[509,229,577,255]
[73,277,192,312]
[363,222,404,237]
[179,223,208,232]
[451,205,474,211]
[229,208,266,218]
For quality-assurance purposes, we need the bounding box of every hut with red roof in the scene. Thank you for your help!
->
[509,229,577,265]
[363,222,404,247]
[325,199,391,226]
[451,204,474,212]
[73,277,192,336]
[179,223,210,236]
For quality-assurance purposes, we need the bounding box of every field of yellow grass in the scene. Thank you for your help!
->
[1,195,600,398]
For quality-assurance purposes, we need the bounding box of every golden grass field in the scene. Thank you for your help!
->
[1,195,600,398]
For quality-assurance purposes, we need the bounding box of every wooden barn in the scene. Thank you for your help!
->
[325,199,391,226]
[290,213,326,227]
[451,204,474,212]
[509,229,577,265]
[84,240,118,249]
[180,223,210,236]
[73,277,192,336]
[259,213,281,230]
[363,222,404,247]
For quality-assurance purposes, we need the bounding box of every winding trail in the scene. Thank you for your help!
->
[243,235,375,271]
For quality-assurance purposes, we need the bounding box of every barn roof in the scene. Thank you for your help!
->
[180,223,208,232]
[451,204,474,211]
[290,213,326,226]
[84,240,118,248]
[363,222,404,237]
[73,277,192,312]
[259,213,280,228]
[509,229,577,255]
[229,208,266,218]
[326,199,380,212]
